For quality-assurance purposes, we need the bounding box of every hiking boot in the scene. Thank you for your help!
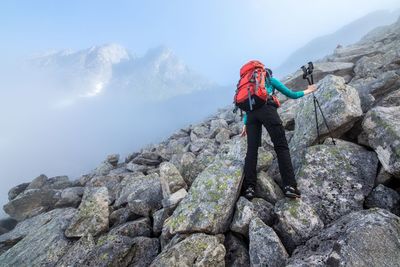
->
[284,186,301,199]
[243,186,256,200]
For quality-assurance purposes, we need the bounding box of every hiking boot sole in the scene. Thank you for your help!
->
[285,192,301,199]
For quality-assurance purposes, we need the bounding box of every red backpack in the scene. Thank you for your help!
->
[234,60,268,112]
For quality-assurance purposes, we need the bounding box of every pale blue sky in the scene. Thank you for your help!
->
[1,0,400,83]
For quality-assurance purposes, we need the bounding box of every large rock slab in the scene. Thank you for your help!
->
[273,199,324,254]
[362,106,400,177]
[163,158,243,235]
[290,75,363,170]
[0,208,74,254]
[249,217,289,267]
[297,141,378,224]
[65,186,109,237]
[0,208,76,267]
[3,188,61,221]
[150,233,226,267]
[287,209,400,267]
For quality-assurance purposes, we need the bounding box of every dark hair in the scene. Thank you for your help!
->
[265,68,273,77]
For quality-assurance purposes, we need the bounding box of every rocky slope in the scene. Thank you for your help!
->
[1,17,400,267]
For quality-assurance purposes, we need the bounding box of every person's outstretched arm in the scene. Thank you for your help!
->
[270,77,317,99]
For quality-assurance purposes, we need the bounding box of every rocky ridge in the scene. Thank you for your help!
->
[1,17,400,267]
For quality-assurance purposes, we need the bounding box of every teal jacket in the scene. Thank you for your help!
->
[243,77,304,125]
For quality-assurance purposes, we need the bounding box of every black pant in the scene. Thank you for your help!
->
[243,103,297,189]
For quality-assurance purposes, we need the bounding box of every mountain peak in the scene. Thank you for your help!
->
[86,43,130,65]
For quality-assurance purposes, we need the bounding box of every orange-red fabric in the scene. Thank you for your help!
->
[235,60,268,104]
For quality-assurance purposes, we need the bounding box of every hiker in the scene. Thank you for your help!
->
[234,61,317,199]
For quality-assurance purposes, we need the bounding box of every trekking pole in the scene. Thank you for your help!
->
[301,62,336,145]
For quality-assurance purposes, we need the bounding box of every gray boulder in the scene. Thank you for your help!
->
[189,138,214,154]
[126,162,152,173]
[224,232,250,267]
[161,188,188,209]
[163,158,242,235]
[190,125,210,141]
[109,217,152,238]
[278,99,298,130]
[251,198,275,226]
[131,152,162,166]
[159,162,187,197]
[109,207,140,227]
[0,208,74,254]
[215,128,231,144]
[106,154,120,167]
[350,54,400,109]
[115,173,162,212]
[124,173,163,217]
[150,233,226,267]
[55,186,84,208]
[362,106,400,177]
[273,199,324,254]
[290,75,363,170]
[153,207,174,236]
[7,182,29,201]
[86,174,123,203]
[128,237,160,267]
[0,208,76,267]
[297,141,378,224]
[0,218,17,235]
[287,209,400,267]
[255,171,284,204]
[56,234,95,267]
[81,234,138,267]
[93,161,115,176]
[256,147,274,172]
[378,88,400,107]
[24,174,72,191]
[65,186,109,237]
[230,197,275,236]
[179,150,215,186]
[365,184,400,216]
[3,188,61,221]
[249,217,289,267]
[375,168,393,185]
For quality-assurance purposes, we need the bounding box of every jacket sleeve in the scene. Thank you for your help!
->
[271,77,304,99]
[243,113,247,125]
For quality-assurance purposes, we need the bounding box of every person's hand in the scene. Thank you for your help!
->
[240,125,247,137]
[304,84,317,95]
